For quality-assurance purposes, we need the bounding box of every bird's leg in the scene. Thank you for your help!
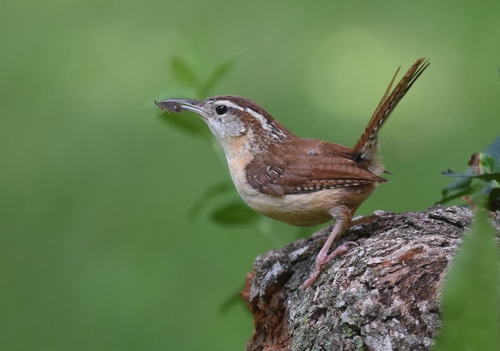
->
[301,205,354,289]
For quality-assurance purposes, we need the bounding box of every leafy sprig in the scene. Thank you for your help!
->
[157,55,261,227]
[438,135,500,210]
[433,135,500,350]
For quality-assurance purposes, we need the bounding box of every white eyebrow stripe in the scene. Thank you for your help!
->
[245,107,273,132]
[216,100,244,111]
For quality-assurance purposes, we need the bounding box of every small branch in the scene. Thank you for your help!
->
[240,206,499,351]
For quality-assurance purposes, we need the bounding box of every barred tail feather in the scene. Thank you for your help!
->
[354,58,430,162]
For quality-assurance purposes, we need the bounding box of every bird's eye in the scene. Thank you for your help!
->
[215,105,228,115]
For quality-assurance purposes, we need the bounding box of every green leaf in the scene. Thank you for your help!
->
[437,182,482,205]
[158,110,210,138]
[488,187,500,211]
[432,211,500,351]
[441,175,472,192]
[478,153,496,174]
[189,181,235,218]
[198,56,240,97]
[482,135,500,171]
[210,201,260,225]
[170,56,198,87]
[438,135,500,207]
[441,169,500,182]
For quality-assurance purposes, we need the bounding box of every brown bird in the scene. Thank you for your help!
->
[156,58,429,288]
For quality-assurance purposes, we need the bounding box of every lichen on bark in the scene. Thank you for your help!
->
[241,206,499,351]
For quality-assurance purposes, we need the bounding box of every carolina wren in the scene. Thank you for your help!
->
[156,58,429,288]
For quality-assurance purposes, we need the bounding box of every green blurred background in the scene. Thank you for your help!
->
[1,0,499,350]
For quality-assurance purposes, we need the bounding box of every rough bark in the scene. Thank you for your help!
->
[240,206,500,351]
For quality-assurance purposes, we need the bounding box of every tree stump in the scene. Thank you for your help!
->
[241,206,500,351]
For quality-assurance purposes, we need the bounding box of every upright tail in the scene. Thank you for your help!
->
[353,58,430,164]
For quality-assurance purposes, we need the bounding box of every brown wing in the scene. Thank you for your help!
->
[246,152,386,197]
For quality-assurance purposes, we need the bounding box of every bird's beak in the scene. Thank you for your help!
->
[155,98,206,116]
